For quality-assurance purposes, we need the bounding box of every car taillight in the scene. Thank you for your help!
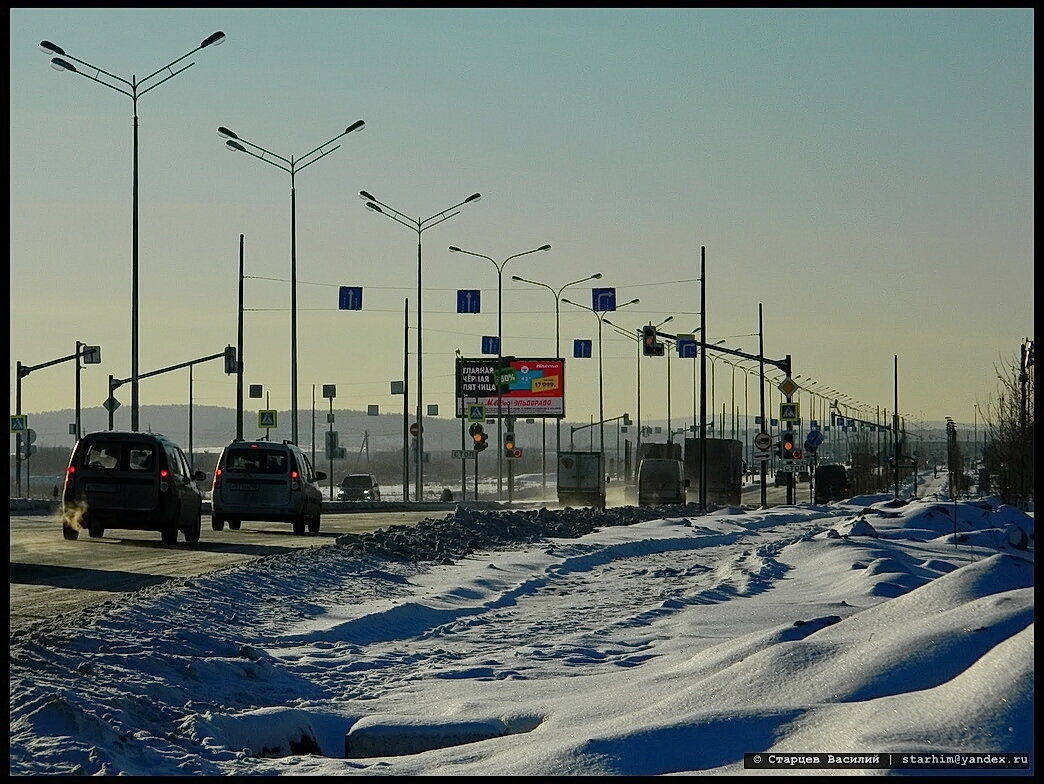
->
[63,465,75,494]
[291,470,300,491]
[213,466,222,490]
[159,468,169,492]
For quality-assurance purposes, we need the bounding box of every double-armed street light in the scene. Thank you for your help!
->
[510,272,603,458]
[41,31,227,431]
[562,296,640,464]
[219,120,366,445]
[360,191,482,501]
[448,243,552,500]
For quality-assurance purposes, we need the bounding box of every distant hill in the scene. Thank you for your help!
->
[10,404,461,453]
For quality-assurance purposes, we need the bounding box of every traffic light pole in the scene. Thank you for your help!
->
[105,348,234,430]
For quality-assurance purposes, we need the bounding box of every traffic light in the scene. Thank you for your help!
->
[781,430,795,460]
[224,345,238,375]
[470,423,488,451]
[504,431,515,450]
[642,325,664,356]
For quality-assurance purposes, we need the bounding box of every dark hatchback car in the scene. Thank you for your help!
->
[337,473,381,502]
[62,431,207,543]
[211,440,326,534]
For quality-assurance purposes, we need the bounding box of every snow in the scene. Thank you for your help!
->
[9,472,1034,776]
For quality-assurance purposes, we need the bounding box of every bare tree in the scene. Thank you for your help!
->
[980,342,1034,509]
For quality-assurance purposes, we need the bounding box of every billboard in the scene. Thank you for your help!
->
[456,357,564,418]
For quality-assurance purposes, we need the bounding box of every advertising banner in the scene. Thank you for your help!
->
[456,357,564,418]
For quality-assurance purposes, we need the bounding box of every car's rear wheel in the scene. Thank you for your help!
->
[211,515,225,531]
[161,527,178,544]
[88,524,104,539]
[62,523,80,541]
[227,519,241,531]
[292,516,306,535]
[184,510,201,543]
[307,511,321,534]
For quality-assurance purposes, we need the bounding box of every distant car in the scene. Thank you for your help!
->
[337,473,381,502]
[211,440,326,534]
[797,470,811,483]
[61,430,207,543]
[774,471,788,487]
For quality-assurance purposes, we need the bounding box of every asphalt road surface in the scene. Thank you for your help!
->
[9,480,793,633]
[8,509,450,633]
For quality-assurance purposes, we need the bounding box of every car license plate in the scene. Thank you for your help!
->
[85,483,117,493]
[229,482,257,492]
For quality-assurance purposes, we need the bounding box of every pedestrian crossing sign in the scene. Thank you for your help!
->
[10,415,27,433]
[258,410,277,429]
[780,402,799,421]
[467,404,486,422]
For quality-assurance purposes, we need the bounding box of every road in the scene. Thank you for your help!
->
[8,509,450,633]
[9,481,796,633]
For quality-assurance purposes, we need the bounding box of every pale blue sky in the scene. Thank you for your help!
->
[9,8,1034,441]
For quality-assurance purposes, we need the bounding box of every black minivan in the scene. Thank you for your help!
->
[62,431,207,543]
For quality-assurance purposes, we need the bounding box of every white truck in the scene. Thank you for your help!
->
[556,451,607,510]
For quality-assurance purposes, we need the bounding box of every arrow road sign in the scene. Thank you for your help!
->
[338,286,362,310]
[481,336,499,355]
[573,339,592,358]
[592,287,617,312]
[457,289,481,314]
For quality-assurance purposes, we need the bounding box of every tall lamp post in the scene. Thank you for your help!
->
[449,243,552,500]
[562,296,640,465]
[42,31,227,431]
[219,120,365,445]
[511,272,603,458]
[360,191,482,502]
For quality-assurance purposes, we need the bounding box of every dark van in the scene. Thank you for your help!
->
[62,431,207,543]
[814,464,849,504]
[637,458,689,506]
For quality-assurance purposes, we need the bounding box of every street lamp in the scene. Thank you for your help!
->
[220,120,365,445]
[449,243,552,500]
[562,296,640,466]
[360,190,482,502]
[42,31,226,431]
[511,272,603,457]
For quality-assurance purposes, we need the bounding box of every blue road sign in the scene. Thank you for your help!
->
[573,339,592,358]
[676,335,697,358]
[481,335,500,355]
[338,286,362,310]
[806,429,825,448]
[457,289,481,314]
[592,287,616,312]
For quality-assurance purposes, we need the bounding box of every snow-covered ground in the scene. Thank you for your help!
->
[9,472,1034,776]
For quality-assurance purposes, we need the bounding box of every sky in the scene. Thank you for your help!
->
[8,8,1034,438]
[8,471,1035,775]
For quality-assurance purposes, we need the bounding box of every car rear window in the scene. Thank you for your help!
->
[224,448,289,474]
[82,441,156,471]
